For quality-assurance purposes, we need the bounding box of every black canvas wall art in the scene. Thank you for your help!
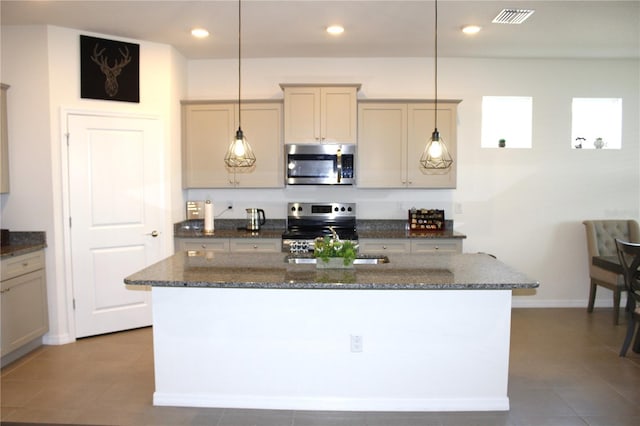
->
[80,35,139,103]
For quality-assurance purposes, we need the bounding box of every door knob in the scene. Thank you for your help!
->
[147,230,159,237]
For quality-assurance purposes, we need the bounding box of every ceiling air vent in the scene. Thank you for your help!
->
[492,9,535,24]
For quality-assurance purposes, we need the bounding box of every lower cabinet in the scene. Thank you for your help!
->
[411,239,463,253]
[175,238,280,253]
[175,238,229,253]
[229,238,281,253]
[1,250,48,359]
[358,239,411,254]
[359,238,462,254]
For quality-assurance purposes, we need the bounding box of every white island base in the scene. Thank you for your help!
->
[151,287,512,412]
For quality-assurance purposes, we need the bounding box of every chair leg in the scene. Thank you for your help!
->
[588,280,597,313]
[613,289,622,325]
[633,321,640,354]
[620,317,637,357]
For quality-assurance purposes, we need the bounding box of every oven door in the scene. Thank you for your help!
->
[285,144,355,185]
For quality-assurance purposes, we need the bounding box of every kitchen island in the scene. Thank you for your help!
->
[125,251,537,412]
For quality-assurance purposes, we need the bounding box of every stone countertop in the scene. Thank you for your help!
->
[124,251,537,290]
[0,232,47,258]
[174,219,466,240]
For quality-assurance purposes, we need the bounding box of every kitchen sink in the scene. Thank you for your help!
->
[285,254,390,265]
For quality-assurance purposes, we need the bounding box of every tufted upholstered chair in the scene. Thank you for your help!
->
[583,220,640,324]
[614,239,640,356]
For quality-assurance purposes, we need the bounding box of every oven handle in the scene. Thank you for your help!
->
[336,148,342,183]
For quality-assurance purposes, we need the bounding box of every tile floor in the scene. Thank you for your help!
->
[1,308,640,426]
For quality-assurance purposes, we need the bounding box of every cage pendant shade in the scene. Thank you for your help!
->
[224,0,256,169]
[420,129,453,169]
[225,128,256,168]
[421,0,453,171]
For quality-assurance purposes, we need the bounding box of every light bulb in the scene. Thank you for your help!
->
[429,140,443,158]
[233,138,245,157]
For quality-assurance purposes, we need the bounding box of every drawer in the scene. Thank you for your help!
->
[358,239,411,254]
[229,239,281,253]
[177,239,229,253]
[410,239,462,253]
[1,250,45,281]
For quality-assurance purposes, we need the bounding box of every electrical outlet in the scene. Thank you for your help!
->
[350,334,363,353]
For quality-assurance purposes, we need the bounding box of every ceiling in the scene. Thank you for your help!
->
[1,0,638,60]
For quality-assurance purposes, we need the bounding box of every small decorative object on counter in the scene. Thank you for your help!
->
[498,139,506,148]
[594,137,604,149]
[574,137,585,149]
[314,227,358,268]
[408,208,445,232]
[204,200,214,234]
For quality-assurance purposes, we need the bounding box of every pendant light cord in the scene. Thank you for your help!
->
[238,0,242,128]
[434,0,438,129]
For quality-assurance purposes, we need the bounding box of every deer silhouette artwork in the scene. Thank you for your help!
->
[90,44,132,97]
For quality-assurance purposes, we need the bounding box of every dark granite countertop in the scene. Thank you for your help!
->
[0,231,47,258]
[125,251,537,290]
[174,219,466,240]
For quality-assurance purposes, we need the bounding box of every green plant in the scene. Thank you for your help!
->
[314,235,358,266]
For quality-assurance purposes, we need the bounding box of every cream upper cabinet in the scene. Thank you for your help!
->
[281,84,359,144]
[1,84,9,194]
[357,100,459,189]
[182,101,283,188]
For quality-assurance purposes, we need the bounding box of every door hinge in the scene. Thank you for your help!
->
[69,217,72,228]
[72,298,76,310]
[65,132,70,146]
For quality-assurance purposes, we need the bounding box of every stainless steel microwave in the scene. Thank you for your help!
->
[285,144,355,185]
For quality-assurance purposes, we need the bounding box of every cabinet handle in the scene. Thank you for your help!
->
[1,288,10,294]
[201,244,207,249]
[382,246,387,250]
[22,262,29,267]
[253,245,258,249]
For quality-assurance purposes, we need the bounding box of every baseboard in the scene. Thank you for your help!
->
[512,297,626,308]
[153,392,510,412]
[42,331,74,345]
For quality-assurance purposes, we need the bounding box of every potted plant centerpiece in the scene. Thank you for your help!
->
[314,227,358,269]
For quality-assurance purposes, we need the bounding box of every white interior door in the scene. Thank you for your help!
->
[67,113,165,338]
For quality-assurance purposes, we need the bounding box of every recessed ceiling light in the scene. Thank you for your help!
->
[191,28,210,38]
[462,25,482,35]
[326,25,344,35]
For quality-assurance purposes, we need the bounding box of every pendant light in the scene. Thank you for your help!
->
[420,0,453,171]
[224,0,256,169]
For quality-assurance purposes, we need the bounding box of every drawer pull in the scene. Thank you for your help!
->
[382,246,387,250]
[22,262,29,267]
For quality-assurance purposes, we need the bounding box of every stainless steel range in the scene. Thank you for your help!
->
[282,202,357,253]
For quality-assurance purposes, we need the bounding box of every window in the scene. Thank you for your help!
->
[571,98,622,149]
[481,96,533,149]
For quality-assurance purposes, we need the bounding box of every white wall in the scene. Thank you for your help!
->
[0,25,187,343]
[185,57,640,307]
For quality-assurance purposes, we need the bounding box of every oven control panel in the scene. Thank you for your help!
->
[287,202,356,218]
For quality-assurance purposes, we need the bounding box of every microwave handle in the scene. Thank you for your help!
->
[336,148,342,183]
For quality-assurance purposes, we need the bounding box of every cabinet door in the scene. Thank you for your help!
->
[358,239,411,254]
[411,239,462,253]
[229,238,281,253]
[283,87,320,144]
[322,87,358,144]
[1,269,48,356]
[235,103,283,188]
[182,103,235,188]
[407,103,457,188]
[357,103,407,188]
[175,238,229,253]
[1,84,9,194]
